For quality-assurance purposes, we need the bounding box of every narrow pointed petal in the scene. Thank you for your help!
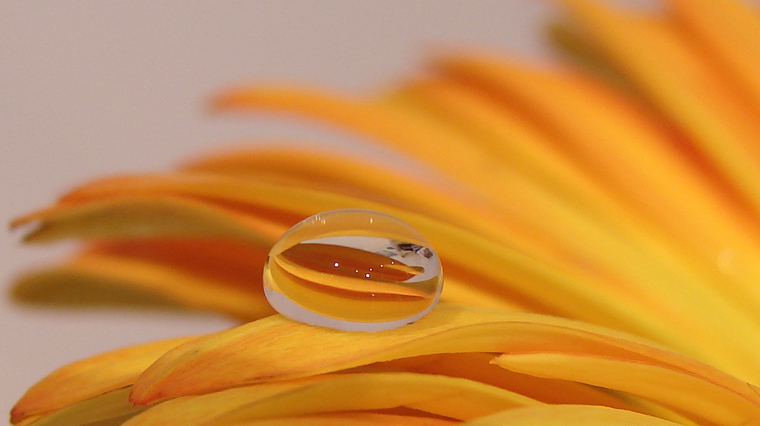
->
[492,352,760,426]
[209,86,760,364]
[17,172,760,373]
[12,196,284,247]
[79,239,272,319]
[461,405,682,426]
[130,303,760,413]
[431,53,760,360]
[670,0,760,115]
[212,85,664,273]
[22,388,143,426]
[211,86,501,194]
[13,417,41,426]
[11,337,194,423]
[12,241,274,320]
[557,0,760,214]
[181,147,481,221]
[546,19,628,84]
[210,86,674,289]
[433,53,760,266]
[125,373,539,426]
[389,77,612,213]
[15,173,673,346]
[351,353,643,412]
[220,412,456,426]
[11,267,188,310]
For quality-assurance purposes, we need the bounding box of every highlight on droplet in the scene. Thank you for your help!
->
[263,209,443,331]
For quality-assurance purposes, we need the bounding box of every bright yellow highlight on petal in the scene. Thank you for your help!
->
[9,0,760,425]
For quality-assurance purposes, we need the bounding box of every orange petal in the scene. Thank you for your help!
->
[670,0,760,116]
[208,87,758,360]
[461,405,683,426]
[432,53,760,265]
[430,53,760,361]
[557,0,760,214]
[492,352,760,426]
[350,353,643,412]
[12,195,285,247]
[129,303,760,411]
[11,245,273,320]
[11,336,194,423]
[16,173,663,342]
[181,146,483,221]
[213,412,456,426]
[23,388,143,426]
[125,373,540,426]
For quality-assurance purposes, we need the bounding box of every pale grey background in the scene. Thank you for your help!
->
[1,0,657,414]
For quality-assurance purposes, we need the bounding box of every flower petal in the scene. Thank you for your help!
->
[432,52,760,272]
[12,240,274,320]
[125,373,540,426]
[348,353,643,411]
[211,85,676,288]
[181,146,478,220]
[11,336,194,423]
[492,352,760,425]
[130,303,760,413]
[208,83,760,365]
[217,412,456,426]
[12,196,284,247]
[22,388,143,426]
[16,173,660,339]
[670,0,760,115]
[557,0,760,213]
[429,52,760,379]
[460,405,682,426]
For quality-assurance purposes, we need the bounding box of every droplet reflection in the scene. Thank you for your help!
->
[263,209,443,331]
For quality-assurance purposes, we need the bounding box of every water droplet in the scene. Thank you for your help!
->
[263,209,443,331]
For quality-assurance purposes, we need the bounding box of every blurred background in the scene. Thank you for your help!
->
[1,0,656,413]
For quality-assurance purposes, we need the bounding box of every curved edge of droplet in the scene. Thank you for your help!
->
[263,283,442,332]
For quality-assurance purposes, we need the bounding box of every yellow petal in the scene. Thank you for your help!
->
[388,76,610,212]
[12,195,284,247]
[349,353,641,412]
[208,85,760,366]
[429,52,760,367]
[16,173,665,343]
[125,373,539,426]
[213,84,657,267]
[546,19,629,85]
[209,86,641,286]
[670,0,760,115]
[13,417,41,426]
[557,0,760,213]
[492,352,760,426]
[182,146,485,222]
[129,303,759,411]
[17,171,760,375]
[11,337,194,423]
[211,86,500,194]
[11,267,187,310]
[12,242,273,320]
[23,388,143,426]
[461,405,682,426]
[218,412,456,426]
[432,52,760,272]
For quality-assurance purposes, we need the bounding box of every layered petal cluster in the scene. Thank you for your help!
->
[9,0,760,425]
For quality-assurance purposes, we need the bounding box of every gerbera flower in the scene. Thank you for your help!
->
[9,0,760,424]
